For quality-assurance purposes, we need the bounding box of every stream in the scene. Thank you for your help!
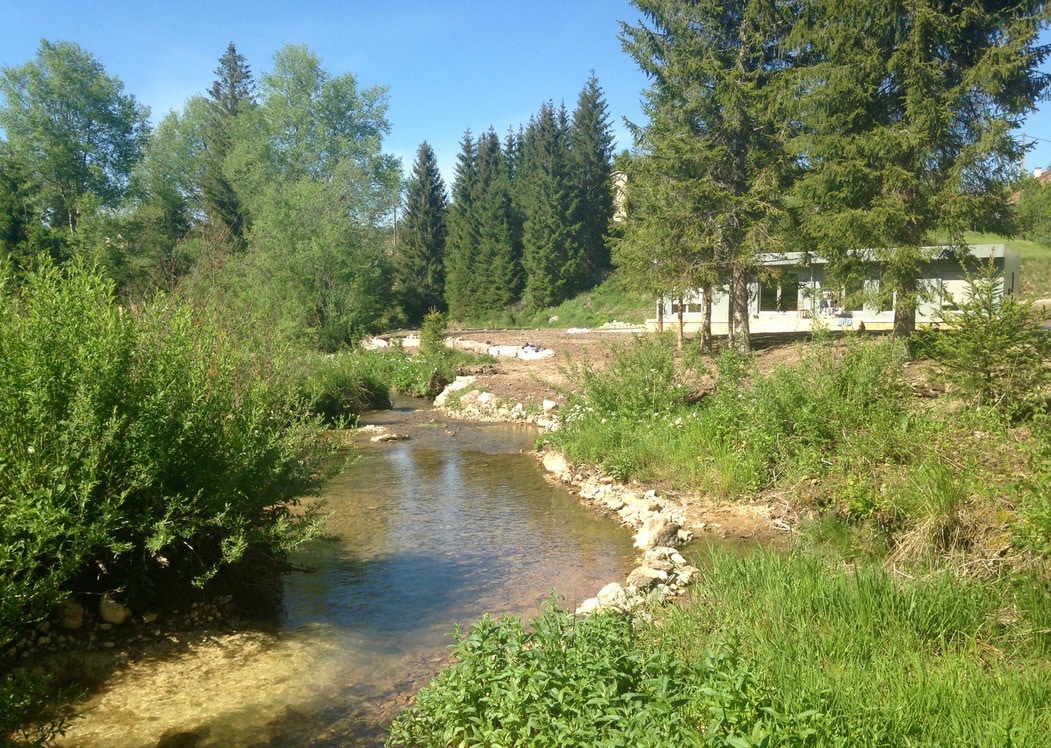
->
[57,399,635,747]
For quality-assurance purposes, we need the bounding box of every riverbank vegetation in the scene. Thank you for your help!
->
[395,286,1051,743]
[391,550,1051,746]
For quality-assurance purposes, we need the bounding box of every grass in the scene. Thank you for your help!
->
[389,548,1051,746]
[660,547,1051,746]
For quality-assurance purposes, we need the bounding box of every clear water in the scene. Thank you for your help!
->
[58,400,635,747]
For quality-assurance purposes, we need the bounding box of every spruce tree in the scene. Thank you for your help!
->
[790,0,1048,336]
[444,130,479,320]
[519,102,582,309]
[202,42,254,246]
[619,0,796,353]
[396,141,448,324]
[570,72,616,285]
[471,129,521,313]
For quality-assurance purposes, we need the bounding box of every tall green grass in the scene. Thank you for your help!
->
[545,333,1050,562]
[659,547,1051,746]
[390,549,1051,746]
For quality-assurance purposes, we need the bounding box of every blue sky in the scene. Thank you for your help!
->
[2,1,1050,184]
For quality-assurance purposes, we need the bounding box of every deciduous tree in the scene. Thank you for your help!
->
[0,39,149,240]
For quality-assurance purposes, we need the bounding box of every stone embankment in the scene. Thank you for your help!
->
[433,377,701,616]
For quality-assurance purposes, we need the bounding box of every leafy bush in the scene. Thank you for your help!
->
[0,262,332,646]
[562,333,687,418]
[388,605,704,747]
[298,351,391,424]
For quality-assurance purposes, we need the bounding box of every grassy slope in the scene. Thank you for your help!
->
[964,231,1051,299]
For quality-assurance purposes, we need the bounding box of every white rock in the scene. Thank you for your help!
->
[542,399,559,413]
[542,451,571,477]
[370,433,410,443]
[626,566,668,589]
[633,515,683,551]
[575,597,601,616]
[519,348,555,361]
[99,594,131,625]
[597,582,628,609]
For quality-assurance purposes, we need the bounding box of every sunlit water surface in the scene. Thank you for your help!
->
[58,399,634,747]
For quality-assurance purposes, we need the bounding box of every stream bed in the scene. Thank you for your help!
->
[57,399,635,747]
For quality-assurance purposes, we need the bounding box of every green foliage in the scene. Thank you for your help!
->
[667,548,1051,745]
[789,0,1048,336]
[520,102,582,309]
[396,142,448,324]
[564,334,687,418]
[569,73,616,282]
[419,308,448,356]
[297,352,391,424]
[1015,176,1051,247]
[618,0,796,353]
[547,335,908,495]
[927,265,1050,419]
[0,670,75,746]
[0,39,150,239]
[0,261,331,647]
[387,606,704,747]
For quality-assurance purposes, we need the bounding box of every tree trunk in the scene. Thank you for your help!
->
[676,294,685,352]
[657,294,664,333]
[700,282,713,354]
[729,262,751,353]
[893,276,917,338]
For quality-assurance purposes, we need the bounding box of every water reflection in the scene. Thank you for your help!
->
[57,399,634,747]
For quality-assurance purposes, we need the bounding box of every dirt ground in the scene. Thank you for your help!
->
[446,327,810,546]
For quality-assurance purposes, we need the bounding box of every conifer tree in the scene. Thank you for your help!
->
[519,102,582,309]
[396,141,448,324]
[444,130,479,320]
[202,42,254,245]
[790,0,1048,336]
[570,72,616,285]
[619,0,796,353]
[471,129,521,312]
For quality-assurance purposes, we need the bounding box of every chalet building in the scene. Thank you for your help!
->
[648,244,1020,334]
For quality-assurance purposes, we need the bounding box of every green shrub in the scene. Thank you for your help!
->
[298,352,391,424]
[387,605,705,747]
[0,262,332,647]
[419,308,447,356]
[928,264,1050,419]
[562,333,687,419]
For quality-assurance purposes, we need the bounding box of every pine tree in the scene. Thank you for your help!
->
[396,142,448,324]
[202,42,254,245]
[618,0,796,353]
[519,102,582,309]
[444,130,479,320]
[471,129,521,313]
[569,72,615,286]
[790,0,1048,336]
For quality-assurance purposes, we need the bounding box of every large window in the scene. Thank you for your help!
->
[759,273,800,312]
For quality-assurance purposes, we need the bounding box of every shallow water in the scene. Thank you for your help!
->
[59,400,634,747]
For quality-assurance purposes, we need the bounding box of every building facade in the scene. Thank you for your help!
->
[649,245,1020,334]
